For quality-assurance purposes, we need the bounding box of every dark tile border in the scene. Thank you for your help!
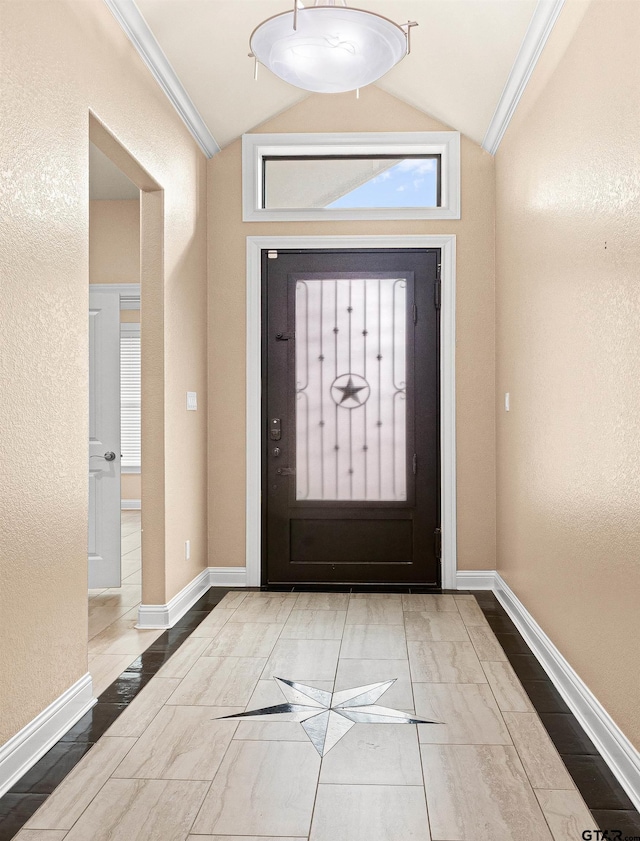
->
[591,809,640,835]
[0,586,232,841]
[2,586,638,839]
[264,585,461,594]
[0,794,48,841]
[470,590,640,833]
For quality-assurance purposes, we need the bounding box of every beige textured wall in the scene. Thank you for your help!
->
[0,0,207,744]
[89,200,140,284]
[208,87,496,573]
[496,0,640,748]
[121,473,141,502]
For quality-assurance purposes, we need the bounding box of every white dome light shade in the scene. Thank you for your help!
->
[250,7,408,94]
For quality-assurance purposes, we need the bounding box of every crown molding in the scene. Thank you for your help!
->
[482,0,565,155]
[103,0,220,158]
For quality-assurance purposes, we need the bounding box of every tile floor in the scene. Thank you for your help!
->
[88,511,164,696]
[8,590,625,841]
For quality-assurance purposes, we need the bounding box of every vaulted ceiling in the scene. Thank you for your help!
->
[106,0,563,155]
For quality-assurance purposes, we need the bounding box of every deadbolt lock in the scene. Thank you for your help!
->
[270,418,281,441]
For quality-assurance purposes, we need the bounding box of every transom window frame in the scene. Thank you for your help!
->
[242,132,461,223]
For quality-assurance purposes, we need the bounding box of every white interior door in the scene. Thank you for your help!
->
[88,289,121,588]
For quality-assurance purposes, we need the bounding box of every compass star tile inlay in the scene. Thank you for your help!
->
[215,677,439,755]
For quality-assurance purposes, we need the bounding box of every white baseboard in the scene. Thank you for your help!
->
[136,568,210,629]
[136,566,248,629]
[0,673,95,798]
[494,573,640,812]
[121,499,141,510]
[456,569,497,590]
[210,566,247,588]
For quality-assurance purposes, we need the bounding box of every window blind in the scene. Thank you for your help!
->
[120,332,141,469]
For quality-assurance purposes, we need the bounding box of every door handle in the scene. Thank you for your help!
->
[276,467,295,476]
[90,451,116,461]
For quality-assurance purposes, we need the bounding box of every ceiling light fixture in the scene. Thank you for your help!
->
[249,0,418,94]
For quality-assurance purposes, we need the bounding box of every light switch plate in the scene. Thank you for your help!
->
[187,391,197,411]
[505,392,510,412]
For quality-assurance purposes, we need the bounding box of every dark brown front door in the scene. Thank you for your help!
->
[263,249,440,586]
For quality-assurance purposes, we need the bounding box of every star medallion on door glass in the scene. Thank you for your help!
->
[330,373,371,409]
[214,677,439,756]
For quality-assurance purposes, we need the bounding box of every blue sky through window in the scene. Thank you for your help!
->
[328,158,438,209]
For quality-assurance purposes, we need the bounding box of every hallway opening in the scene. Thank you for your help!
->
[86,116,166,693]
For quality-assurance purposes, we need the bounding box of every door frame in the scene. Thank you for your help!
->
[90,112,165,616]
[246,235,457,588]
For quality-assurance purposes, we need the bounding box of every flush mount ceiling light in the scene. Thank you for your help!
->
[249,0,418,94]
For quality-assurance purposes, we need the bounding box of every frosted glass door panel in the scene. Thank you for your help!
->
[296,278,407,501]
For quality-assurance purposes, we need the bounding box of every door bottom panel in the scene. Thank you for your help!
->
[290,519,412,563]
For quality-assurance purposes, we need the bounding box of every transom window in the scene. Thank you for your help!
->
[242,132,460,222]
[263,154,441,211]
